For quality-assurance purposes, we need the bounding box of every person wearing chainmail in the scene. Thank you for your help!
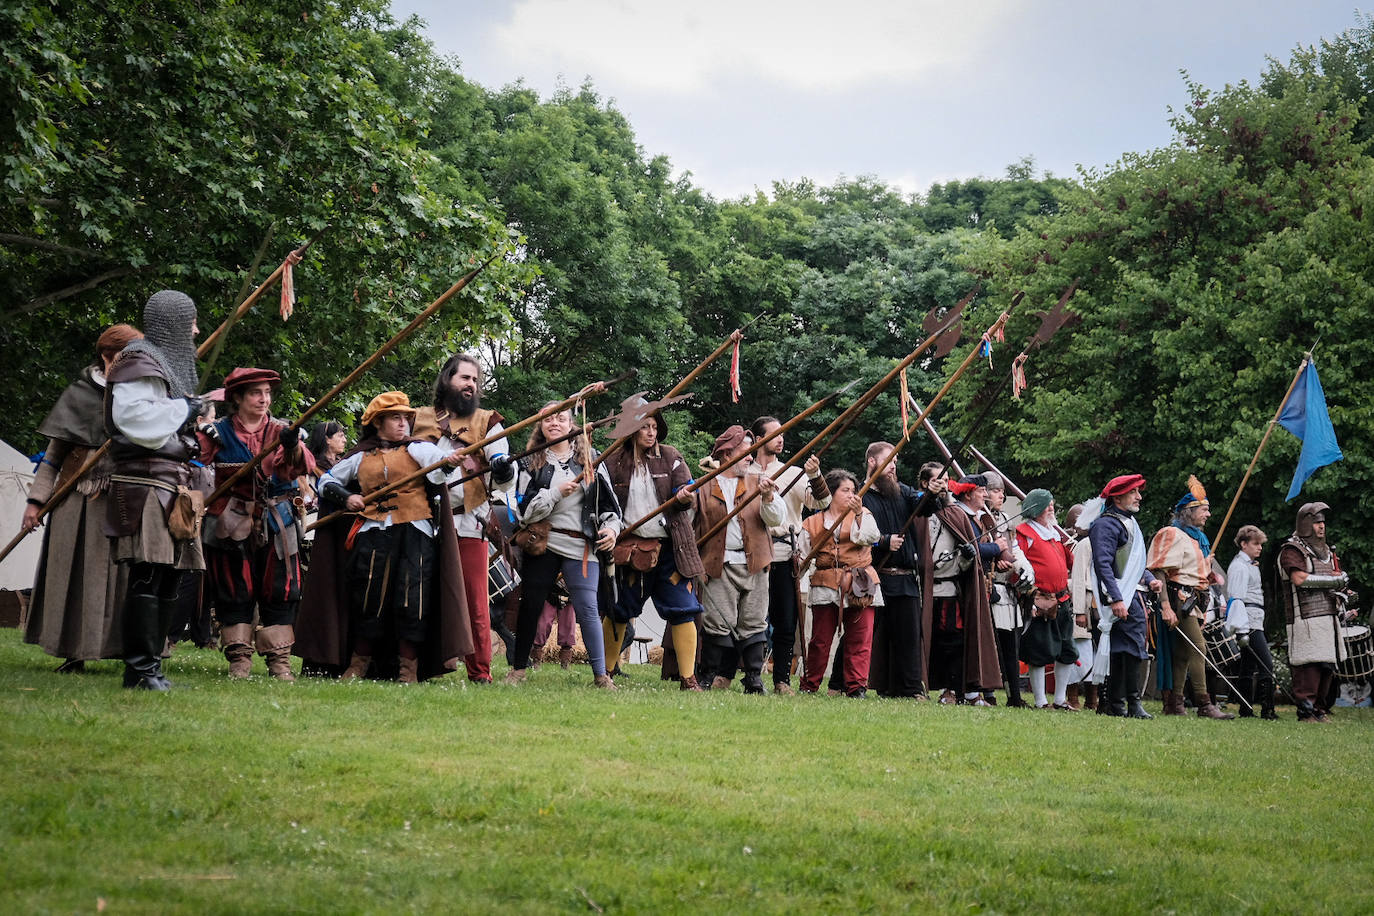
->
[1226,525,1278,719]
[22,324,142,671]
[414,353,515,684]
[103,291,205,690]
[751,415,831,694]
[1278,503,1355,722]
[1147,476,1233,720]
[196,368,315,680]
[604,408,707,691]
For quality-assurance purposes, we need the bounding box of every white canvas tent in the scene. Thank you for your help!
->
[0,439,42,591]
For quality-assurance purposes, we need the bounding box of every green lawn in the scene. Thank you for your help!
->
[1,627,1368,915]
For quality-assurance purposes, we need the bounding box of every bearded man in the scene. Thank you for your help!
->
[416,353,515,683]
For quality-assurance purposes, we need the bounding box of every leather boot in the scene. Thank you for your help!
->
[340,653,372,681]
[1259,676,1279,719]
[397,654,419,684]
[593,673,618,689]
[221,623,255,679]
[716,639,740,688]
[740,639,767,695]
[1065,683,1081,711]
[256,625,296,681]
[1196,697,1235,720]
[1161,689,1181,716]
[1103,653,1128,716]
[559,646,573,669]
[1083,683,1099,712]
[122,592,170,691]
[1124,657,1152,719]
[679,674,703,692]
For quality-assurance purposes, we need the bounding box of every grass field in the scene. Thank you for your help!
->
[2,627,1370,915]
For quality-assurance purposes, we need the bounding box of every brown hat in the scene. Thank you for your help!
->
[361,391,417,427]
[711,425,750,460]
[223,367,282,394]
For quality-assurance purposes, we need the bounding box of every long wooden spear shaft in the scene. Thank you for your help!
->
[1208,353,1310,558]
[0,232,331,565]
[205,256,494,507]
[198,226,277,391]
[620,385,845,537]
[909,395,966,479]
[799,307,1014,570]
[592,316,765,471]
[772,289,980,502]
[693,382,867,547]
[307,376,630,530]
[197,228,327,358]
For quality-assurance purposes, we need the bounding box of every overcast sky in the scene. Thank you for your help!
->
[388,1,1363,199]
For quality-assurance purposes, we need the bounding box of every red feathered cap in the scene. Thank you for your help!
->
[948,480,979,497]
[1100,473,1146,498]
[222,367,282,393]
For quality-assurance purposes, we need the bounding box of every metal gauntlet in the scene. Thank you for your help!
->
[1297,572,1349,589]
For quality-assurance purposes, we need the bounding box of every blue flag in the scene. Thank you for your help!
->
[1276,359,1343,501]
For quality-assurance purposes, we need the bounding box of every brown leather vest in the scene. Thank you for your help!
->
[357,447,431,525]
[804,511,874,592]
[416,406,499,513]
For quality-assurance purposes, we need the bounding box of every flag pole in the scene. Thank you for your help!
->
[1209,353,1310,558]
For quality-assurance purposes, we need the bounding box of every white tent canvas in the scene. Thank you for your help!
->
[0,439,42,592]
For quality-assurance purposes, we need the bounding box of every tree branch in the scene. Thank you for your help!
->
[0,233,106,259]
[13,266,151,317]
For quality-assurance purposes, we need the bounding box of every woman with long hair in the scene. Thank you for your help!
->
[505,405,622,688]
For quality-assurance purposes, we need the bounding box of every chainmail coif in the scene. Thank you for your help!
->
[120,290,199,397]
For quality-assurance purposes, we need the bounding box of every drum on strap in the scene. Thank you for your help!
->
[1337,625,1374,680]
[488,555,520,600]
[1202,618,1240,668]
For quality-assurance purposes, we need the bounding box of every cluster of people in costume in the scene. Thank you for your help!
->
[17,291,1363,722]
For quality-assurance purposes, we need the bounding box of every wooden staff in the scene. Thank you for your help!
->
[307,375,630,530]
[620,384,845,537]
[205,256,494,507]
[1208,353,1310,558]
[693,381,865,547]
[0,233,332,564]
[909,395,966,478]
[196,228,326,357]
[798,307,1015,570]
[593,316,766,470]
[772,287,981,502]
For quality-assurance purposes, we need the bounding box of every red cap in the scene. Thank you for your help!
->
[1101,474,1146,498]
[222,367,281,394]
[948,480,978,497]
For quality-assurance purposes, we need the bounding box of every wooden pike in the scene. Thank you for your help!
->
[1208,353,1310,558]
[798,305,1017,571]
[204,255,495,508]
[620,384,845,538]
[307,374,631,531]
[197,227,327,358]
[593,316,766,470]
